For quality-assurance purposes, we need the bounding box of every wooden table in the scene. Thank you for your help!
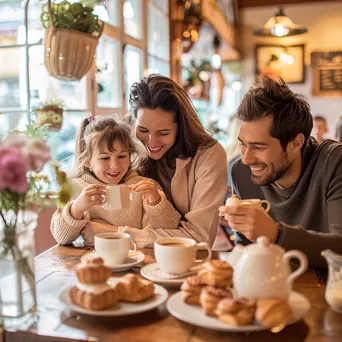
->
[2,245,342,342]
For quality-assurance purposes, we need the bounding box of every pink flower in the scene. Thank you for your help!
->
[27,138,52,172]
[0,153,29,193]
[3,134,27,149]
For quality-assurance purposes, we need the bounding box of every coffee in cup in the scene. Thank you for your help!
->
[95,232,137,267]
[102,185,130,211]
[154,237,212,274]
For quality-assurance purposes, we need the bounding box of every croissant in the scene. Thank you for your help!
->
[76,256,112,284]
[70,283,119,311]
[115,274,155,303]
[255,298,292,328]
[216,297,256,326]
[199,286,233,316]
[180,276,206,305]
[198,260,233,288]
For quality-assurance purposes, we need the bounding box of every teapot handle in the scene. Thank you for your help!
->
[283,250,308,288]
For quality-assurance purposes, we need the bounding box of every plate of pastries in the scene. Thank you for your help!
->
[59,256,168,316]
[167,260,311,332]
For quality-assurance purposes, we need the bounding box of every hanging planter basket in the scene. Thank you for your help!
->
[43,0,103,81]
[37,105,64,131]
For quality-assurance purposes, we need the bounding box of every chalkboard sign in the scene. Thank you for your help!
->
[319,68,342,91]
[313,64,342,97]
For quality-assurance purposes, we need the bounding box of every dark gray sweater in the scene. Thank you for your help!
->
[232,138,342,268]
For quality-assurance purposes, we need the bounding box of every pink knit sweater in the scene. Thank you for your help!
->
[50,171,181,246]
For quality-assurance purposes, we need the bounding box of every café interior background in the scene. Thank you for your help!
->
[1,0,342,252]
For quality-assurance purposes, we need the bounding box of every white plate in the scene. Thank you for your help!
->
[140,263,190,286]
[81,251,145,272]
[59,277,168,317]
[167,291,310,332]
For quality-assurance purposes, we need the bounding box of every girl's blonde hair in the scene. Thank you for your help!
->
[72,116,146,178]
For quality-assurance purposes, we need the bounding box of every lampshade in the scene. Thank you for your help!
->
[253,7,308,37]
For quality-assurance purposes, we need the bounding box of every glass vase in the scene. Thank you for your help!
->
[0,211,38,329]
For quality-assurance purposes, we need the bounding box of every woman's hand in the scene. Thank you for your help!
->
[70,184,106,219]
[130,180,161,205]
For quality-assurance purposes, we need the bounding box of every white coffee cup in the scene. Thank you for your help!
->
[95,232,137,267]
[102,185,130,211]
[154,237,212,274]
[239,199,271,212]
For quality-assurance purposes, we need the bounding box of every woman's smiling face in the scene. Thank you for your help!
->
[135,108,179,160]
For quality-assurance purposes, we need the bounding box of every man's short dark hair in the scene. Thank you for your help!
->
[237,77,313,151]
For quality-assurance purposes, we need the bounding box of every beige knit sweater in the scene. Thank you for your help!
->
[50,170,181,247]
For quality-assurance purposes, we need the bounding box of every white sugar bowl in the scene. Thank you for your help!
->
[233,236,308,300]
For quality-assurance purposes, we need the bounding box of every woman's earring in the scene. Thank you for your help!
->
[89,167,93,172]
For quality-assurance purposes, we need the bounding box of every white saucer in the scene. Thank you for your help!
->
[167,291,311,332]
[81,251,145,272]
[59,277,168,317]
[140,263,189,286]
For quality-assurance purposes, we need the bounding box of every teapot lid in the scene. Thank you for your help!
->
[244,236,284,256]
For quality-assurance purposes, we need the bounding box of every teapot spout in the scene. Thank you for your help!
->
[321,249,342,267]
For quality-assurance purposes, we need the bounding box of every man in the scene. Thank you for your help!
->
[219,77,342,268]
[312,115,328,142]
[336,116,342,143]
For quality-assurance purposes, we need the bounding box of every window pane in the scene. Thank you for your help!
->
[96,37,121,108]
[148,3,169,61]
[28,0,44,44]
[0,47,27,109]
[0,112,29,136]
[46,111,88,174]
[0,0,43,46]
[0,1,25,46]
[95,0,119,26]
[124,0,142,40]
[150,0,169,15]
[148,56,170,77]
[28,46,88,110]
[124,45,143,108]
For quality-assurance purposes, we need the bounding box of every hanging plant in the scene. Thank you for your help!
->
[33,99,65,131]
[40,0,104,81]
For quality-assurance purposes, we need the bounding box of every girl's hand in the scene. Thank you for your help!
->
[130,180,161,205]
[70,184,107,219]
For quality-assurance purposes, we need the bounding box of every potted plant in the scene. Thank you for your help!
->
[33,99,65,131]
[40,0,104,81]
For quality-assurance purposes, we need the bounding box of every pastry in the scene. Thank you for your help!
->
[116,274,155,303]
[198,260,233,288]
[70,283,119,311]
[216,297,256,326]
[70,256,119,310]
[199,286,233,316]
[76,256,112,284]
[255,298,292,329]
[180,276,206,305]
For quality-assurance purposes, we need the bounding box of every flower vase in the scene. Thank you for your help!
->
[0,211,38,328]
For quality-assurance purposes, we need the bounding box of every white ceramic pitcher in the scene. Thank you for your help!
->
[233,236,308,300]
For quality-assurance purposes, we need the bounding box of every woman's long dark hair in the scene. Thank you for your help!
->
[129,74,216,182]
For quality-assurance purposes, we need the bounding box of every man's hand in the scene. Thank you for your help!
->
[219,205,279,243]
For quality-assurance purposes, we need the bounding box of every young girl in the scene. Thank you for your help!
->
[50,116,181,248]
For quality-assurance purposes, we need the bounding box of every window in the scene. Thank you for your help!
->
[0,0,170,173]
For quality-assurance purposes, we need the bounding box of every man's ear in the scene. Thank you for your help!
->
[291,133,305,152]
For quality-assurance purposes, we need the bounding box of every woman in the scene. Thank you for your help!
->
[128,74,228,247]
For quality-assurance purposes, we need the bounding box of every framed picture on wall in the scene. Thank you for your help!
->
[255,44,305,84]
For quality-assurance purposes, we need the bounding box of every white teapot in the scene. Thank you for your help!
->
[233,236,308,300]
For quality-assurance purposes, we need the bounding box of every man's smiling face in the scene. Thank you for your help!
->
[238,116,294,186]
